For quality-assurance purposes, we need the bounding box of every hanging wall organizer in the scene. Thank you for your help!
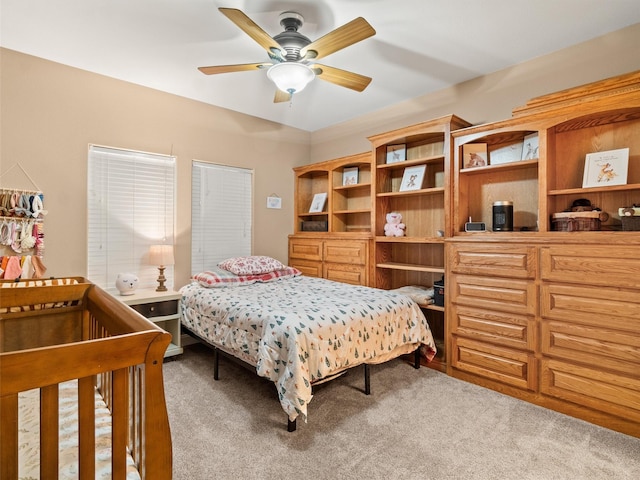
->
[0,163,48,279]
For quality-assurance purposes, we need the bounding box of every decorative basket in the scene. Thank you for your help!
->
[551,211,603,231]
[618,206,640,231]
[552,217,601,231]
[621,216,640,231]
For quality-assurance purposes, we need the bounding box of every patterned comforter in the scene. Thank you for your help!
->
[180,275,436,422]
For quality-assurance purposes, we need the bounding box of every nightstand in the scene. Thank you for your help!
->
[114,288,183,358]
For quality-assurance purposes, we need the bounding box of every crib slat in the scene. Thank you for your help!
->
[41,384,60,480]
[0,394,19,479]
[112,367,128,478]
[78,376,96,479]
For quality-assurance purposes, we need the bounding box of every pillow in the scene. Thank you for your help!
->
[193,266,301,288]
[218,255,285,275]
[391,285,434,306]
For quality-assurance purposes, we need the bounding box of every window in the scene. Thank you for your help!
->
[191,161,253,274]
[87,145,175,290]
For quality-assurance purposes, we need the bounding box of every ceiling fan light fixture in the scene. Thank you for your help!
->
[267,62,315,95]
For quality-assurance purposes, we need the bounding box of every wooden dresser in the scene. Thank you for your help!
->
[447,71,640,437]
[289,152,373,286]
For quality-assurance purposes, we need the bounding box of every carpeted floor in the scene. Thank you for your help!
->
[163,343,640,480]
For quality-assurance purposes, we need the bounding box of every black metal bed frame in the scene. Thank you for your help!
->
[183,327,421,432]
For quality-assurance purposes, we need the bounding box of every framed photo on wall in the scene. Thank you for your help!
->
[309,192,327,212]
[399,165,426,192]
[582,148,629,188]
[386,144,406,164]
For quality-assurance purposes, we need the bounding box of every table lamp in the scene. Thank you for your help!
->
[149,244,174,292]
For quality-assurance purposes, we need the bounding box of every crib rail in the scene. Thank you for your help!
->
[0,279,172,479]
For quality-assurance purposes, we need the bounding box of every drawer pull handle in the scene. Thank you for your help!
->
[149,306,155,312]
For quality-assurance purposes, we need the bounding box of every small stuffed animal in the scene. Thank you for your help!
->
[384,212,406,237]
[115,272,139,296]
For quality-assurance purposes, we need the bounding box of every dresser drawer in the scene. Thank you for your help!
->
[541,245,640,289]
[450,304,536,351]
[541,320,640,377]
[541,282,640,330]
[323,262,367,285]
[130,299,178,318]
[541,358,640,424]
[449,244,536,279]
[289,259,322,277]
[451,336,537,391]
[323,240,367,265]
[450,273,536,316]
[289,239,322,261]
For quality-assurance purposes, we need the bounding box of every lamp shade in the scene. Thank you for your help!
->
[149,244,174,266]
[267,62,315,94]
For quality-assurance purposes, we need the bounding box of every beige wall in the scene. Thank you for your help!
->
[2,23,639,289]
[0,48,310,288]
[309,23,640,162]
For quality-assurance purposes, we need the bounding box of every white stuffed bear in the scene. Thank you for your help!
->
[115,272,139,296]
[384,212,406,237]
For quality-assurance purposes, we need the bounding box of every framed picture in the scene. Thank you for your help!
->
[266,195,281,209]
[582,148,629,188]
[342,167,359,186]
[462,143,488,168]
[521,133,539,160]
[309,192,327,213]
[490,141,522,165]
[399,165,426,192]
[386,144,406,164]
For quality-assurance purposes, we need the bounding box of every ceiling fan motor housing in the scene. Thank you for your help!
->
[274,12,311,61]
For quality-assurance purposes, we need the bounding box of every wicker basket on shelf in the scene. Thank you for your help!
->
[551,211,605,232]
[618,206,640,231]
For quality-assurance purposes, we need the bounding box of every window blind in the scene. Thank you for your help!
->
[191,161,253,275]
[87,145,175,290]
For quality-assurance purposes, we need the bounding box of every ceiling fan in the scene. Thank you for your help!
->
[198,7,376,103]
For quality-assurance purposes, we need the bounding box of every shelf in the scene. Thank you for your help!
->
[548,182,640,196]
[334,208,371,215]
[298,212,328,217]
[376,262,445,274]
[377,154,445,170]
[333,182,371,191]
[377,186,445,198]
[375,236,444,244]
[419,303,444,312]
[460,158,538,175]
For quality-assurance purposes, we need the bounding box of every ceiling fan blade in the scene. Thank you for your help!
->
[301,17,375,61]
[198,63,271,75]
[312,64,372,92]
[219,8,284,58]
[274,89,292,103]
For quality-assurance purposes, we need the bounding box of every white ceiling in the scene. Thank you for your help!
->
[2,0,640,132]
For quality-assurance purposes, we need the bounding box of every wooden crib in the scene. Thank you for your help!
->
[0,277,172,479]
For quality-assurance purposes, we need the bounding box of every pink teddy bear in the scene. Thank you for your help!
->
[384,212,406,237]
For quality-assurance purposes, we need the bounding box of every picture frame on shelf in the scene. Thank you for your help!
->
[521,133,539,160]
[342,166,359,186]
[309,192,328,213]
[582,147,629,188]
[399,165,426,192]
[490,141,522,165]
[462,143,488,168]
[386,144,406,164]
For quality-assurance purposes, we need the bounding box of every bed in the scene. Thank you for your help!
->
[180,256,437,431]
[0,277,172,479]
